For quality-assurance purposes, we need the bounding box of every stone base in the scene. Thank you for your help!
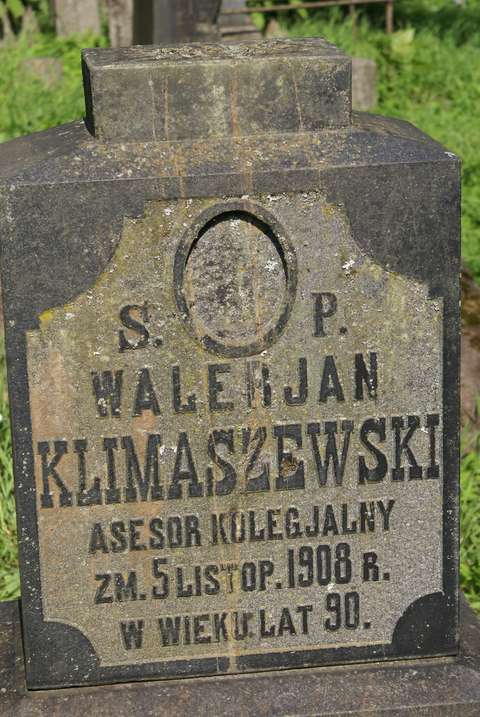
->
[1,596,480,716]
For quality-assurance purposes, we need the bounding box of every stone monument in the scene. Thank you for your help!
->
[218,0,262,42]
[0,37,479,715]
[352,57,378,111]
[133,0,221,44]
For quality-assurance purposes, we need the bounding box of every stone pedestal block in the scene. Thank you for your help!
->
[352,56,378,111]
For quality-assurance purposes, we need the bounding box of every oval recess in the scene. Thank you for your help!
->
[174,202,297,358]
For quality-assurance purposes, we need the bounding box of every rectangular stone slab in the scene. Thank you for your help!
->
[0,40,460,690]
[82,38,351,141]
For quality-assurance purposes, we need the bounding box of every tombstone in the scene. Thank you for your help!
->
[0,36,479,715]
[52,0,101,36]
[133,0,221,45]
[106,0,134,48]
[352,57,378,111]
[218,0,262,42]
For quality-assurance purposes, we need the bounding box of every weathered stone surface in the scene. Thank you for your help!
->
[133,0,221,46]
[52,0,101,37]
[82,39,352,142]
[26,191,443,672]
[106,0,134,48]
[2,597,480,716]
[0,40,460,691]
[352,57,378,111]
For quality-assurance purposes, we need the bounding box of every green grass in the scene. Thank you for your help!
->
[461,436,480,613]
[0,31,106,142]
[0,350,18,602]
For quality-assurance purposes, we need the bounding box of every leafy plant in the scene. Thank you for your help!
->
[0,0,51,34]
[461,434,480,612]
[0,347,18,602]
[0,0,25,23]
[0,32,107,142]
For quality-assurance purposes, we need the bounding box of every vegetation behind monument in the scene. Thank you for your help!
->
[0,0,478,611]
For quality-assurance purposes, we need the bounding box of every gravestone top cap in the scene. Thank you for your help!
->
[82,37,352,142]
[83,37,347,66]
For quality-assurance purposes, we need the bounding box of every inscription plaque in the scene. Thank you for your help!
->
[0,39,460,689]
